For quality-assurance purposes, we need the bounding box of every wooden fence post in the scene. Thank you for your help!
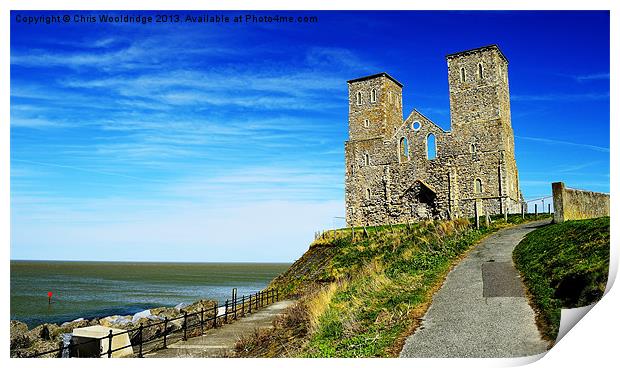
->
[249,294,252,313]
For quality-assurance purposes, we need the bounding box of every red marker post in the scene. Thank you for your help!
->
[48,291,53,304]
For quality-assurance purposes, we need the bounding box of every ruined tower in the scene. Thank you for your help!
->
[344,45,524,227]
[347,73,403,141]
[446,45,522,216]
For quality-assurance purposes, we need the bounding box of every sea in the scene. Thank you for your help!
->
[10,261,291,328]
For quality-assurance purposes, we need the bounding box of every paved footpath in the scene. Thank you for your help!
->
[400,220,550,358]
[146,300,295,358]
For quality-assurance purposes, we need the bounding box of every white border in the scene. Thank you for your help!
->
[2,2,617,368]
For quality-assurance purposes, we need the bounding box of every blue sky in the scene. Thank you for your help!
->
[10,11,610,262]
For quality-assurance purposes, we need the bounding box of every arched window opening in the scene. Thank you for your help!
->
[371,88,377,103]
[364,153,370,166]
[474,179,483,194]
[478,63,484,79]
[460,67,466,82]
[426,133,437,160]
[356,91,362,105]
[470,143,477,153]
[399,137,409,162]
[389,91,393,103]
[364,119,370,128]
[366,188,371,200]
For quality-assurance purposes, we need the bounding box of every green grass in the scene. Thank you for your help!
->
[266,214,551,357]
[513,217,610,342]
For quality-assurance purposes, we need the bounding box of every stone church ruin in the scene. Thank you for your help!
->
[345,45,524,226]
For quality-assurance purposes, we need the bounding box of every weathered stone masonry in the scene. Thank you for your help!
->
[552,182,610,223]
[345,45,525,226]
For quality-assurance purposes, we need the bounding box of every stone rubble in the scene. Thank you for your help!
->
[9,298,217,357]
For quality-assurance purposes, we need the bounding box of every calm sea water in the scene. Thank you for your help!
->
[10,261,290,328]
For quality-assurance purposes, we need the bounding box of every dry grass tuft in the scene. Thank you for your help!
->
[305,282,341,332]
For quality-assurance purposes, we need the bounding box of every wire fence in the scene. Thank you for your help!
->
[26,288,279,358]
[524,195,553,214]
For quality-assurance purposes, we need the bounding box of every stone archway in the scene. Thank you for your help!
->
[402,180,439,219]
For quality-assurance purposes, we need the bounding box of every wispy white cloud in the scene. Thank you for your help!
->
[515,135,609,152]
[60,68,345,110]
[92,37,120,48]
[555,161,603,173]
[561,72,610,82]
[11,32,242,72]
[10,117,69,129]
[575,73,609,81]
[12,159,164,183]
[512,92,609,102]
[305,47,375,72]
[11,44,151,71]
[163,166,342,198]
[520,180,553,186]
[520,179,609,191]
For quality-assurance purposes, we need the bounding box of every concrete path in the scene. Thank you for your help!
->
[399,220,550,358]
[145,300,295,358]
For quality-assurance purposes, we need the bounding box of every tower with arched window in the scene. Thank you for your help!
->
[345,72,403,142]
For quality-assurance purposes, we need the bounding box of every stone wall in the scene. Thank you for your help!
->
[552,182,610,223]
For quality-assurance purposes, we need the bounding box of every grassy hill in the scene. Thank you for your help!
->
[513,217,610,342]
[235,214,550,357]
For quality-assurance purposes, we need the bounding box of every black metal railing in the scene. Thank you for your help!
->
[25,288,279,358]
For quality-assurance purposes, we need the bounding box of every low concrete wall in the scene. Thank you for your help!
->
[552,182,610,223]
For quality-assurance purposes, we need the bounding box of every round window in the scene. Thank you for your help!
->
[412,121,421,131]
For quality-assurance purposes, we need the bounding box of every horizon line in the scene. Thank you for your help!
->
[10,259,293,264]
